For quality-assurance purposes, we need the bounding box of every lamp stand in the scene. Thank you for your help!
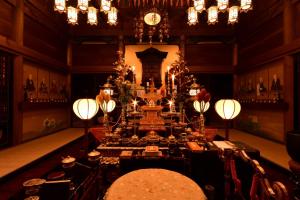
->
[82,120,89,155]
[225,120,230,140]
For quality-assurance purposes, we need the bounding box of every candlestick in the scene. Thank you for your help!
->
[169,100,173,113]
[171,74,175,91]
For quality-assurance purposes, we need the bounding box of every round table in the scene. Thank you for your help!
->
[105,168,207,200]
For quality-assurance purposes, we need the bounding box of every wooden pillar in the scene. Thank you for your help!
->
[12,0,24,145]
[283,0,295,135]
[118,35,124,54]
[232,43,238,97]
[180,34,186,58]
[67,41,72,127]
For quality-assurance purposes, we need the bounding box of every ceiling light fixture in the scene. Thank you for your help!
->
[228,6,239,24]
[190,0,252,25]
[217,0,229,12]
[187,7,198,26]
[101,0,112,12]
[54,0,67,13]
[67,6,78,25]
[240,0,252,12]
[193,0,205,12]
[87,7,98,25]
[134,8,169,44]
[107,7,118,26]
[207,6,218,25]
[77,0,89,12]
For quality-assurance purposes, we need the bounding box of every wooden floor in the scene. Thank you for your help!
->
[0,128,83,178]
[0,128,291,179]
[218,129,290,170]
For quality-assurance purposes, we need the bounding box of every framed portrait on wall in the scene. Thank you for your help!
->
[268,62,284,101]
[24,63,38,101]
[255,69,269,100]
[50,72,59,100]
[37,68,49,100]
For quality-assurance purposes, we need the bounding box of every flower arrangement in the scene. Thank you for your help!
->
[113,51,133,104]
[169,51,194,103]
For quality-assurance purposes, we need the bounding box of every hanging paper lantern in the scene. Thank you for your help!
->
[87,7,98,25]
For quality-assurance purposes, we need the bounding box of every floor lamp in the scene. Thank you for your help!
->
[73,98,99,152]
[215,99,241,140]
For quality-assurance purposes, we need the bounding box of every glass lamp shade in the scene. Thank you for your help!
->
[207,6,218,25]
[228,6,239,24]
[194,0,205,13]
[67,6,78,25]
[187,7,198,26]
[193,100,210,113]
[217,0,229,12]
[101,0,111,12]
[99,99,116,113]
[87,7,98,25]
[54,0,66,13]
[240,0,252,12]
[215,99,241,120]
[78,0,89,12]
[73,98,99,120]
[107,7,118,25]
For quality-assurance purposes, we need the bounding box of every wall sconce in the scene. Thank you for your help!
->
[87,7,98,25]
[77,0,89,13]
[54,0,67,13]
[215,99,241,140]
[67,6,78,25]
[73,98,99,151]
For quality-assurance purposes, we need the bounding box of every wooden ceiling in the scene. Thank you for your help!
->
[64,0,242,44]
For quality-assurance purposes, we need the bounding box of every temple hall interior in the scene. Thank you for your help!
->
[0,0,300,199]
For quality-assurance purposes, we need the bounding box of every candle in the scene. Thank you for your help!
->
[169,100,173,112]
[167,65,170,73]
[171,74,175,91]
[133,99,138,112]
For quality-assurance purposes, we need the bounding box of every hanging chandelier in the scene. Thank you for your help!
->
[54,0,117,26]
[134,8,169,44]
[87,7,98,25]
[188,0,253,25]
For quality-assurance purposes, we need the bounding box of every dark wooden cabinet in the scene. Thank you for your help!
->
[0,52,12,148]
[136,47,168,89]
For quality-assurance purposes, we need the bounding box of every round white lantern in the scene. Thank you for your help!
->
[215,99,241,120]
[73,98,99,120]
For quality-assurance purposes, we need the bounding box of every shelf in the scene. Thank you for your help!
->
[240,101,289,111]
[19,102,70,111]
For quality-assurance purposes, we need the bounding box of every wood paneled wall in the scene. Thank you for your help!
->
[72,42,234,74]
[0,0,69,145]
[72,43,118,73]
[236,0,300,140]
